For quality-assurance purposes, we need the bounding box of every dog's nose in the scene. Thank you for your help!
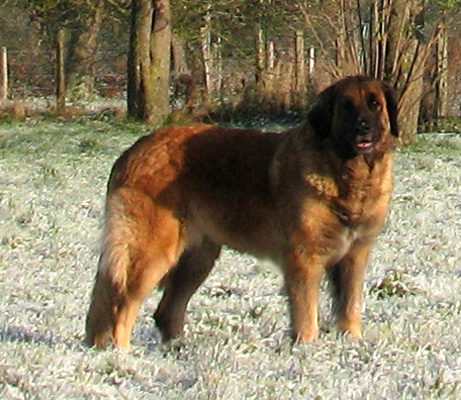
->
[357,117,371,131]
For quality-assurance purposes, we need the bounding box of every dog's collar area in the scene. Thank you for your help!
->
[334,206,361,229]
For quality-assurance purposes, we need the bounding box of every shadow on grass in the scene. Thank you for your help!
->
[0,324,82,350]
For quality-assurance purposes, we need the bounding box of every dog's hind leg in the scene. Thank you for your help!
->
[154,236,221,342]
[85,188,184,351]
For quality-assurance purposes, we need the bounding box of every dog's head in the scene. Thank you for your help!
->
[307,76,399,160]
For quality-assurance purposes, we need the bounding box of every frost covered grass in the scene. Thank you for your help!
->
[0,121,460,399]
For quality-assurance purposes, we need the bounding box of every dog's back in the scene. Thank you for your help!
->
[108,124,285,254]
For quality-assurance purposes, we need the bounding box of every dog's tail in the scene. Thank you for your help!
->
[85,187,183,349]
[84,192,134,349]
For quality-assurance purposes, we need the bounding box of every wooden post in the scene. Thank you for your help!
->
[308,47,316,76]
[201,4,213,100]
[254,25,267,103]
[56,29,66,112]
[436,24,449,118]
[266,41,274,70]
[201,26,212,96]
[255,25,265,84]
[0,47,7,101]
[295,30,306,93]
[213,35,222,98]
[294,30,306,108]
[264,41,275,97]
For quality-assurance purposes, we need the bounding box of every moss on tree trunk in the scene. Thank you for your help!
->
[66,0,105,100]
[127,0,171,125]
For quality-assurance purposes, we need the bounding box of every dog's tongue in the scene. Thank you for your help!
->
[357,141,372,150]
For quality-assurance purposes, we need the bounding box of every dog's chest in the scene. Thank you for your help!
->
[329,179,390,262]
[328,201,379,264]
[334,224,360,261]
[334,198,368,230]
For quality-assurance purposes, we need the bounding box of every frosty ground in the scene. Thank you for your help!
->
[0,121,460,399]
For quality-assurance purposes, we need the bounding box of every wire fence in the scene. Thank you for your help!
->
[0,34,314,100]
[1,45,460,120]
[4,49,127,98]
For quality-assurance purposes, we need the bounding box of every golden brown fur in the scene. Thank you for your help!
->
[85,76,399,350]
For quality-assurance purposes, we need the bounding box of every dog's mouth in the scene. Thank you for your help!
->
[355,133,376,153]
[356,140,374,151]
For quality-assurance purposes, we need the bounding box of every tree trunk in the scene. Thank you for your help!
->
[266,41,275,70]
[171,33,189,76]
[397,43,425,145]
[435,24,449,119]
[255,24,266,96]
[335,0,347,73]
[56,29,66,112]
[128,0,171,125]
[201,26,212,100]
[66,0,105,99]
[385,0,425,145]
[294,30,307,109]
[213,36,223,99]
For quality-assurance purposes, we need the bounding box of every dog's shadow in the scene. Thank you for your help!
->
[0,324,79,349]
[0,323,168,352]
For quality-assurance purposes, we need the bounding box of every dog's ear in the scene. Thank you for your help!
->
[383,82,399,137]
[307,85,337,139]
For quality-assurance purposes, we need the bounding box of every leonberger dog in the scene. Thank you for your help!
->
[85,75,399,350]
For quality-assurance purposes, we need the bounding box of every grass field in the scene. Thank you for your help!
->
[0,120,460,399]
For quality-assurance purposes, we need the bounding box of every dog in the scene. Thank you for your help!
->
[85,76,399,350]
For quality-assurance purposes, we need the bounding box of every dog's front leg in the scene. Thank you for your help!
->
[284,251,326,343]
[329,242,373,341]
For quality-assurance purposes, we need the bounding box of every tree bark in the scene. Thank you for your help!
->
[385,0,426,145]
[435,24,449,118]
[128,0,171,125]
[1,46,8,101]
[171,33,189,76]
[66,0,105,99]
[255,25,266,88]
[294,30,307,108]
[56,29,66,112]
[201,26,212,100]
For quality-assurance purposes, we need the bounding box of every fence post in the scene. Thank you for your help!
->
[201,5,213,101]
[264,41,275,97]
[266,41,274,70]
[1,46,7,101]
[255,25,266,85]
[308,47,316,76]
[213,35,222,98]
[436,24,449,119]
[56,29,66,112]
[294,30,306,108]
[295,30,306,92]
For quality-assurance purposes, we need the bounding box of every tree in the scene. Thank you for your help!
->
[383,0,427,144]
[29,0,108,99]
[300,0,458,144]
[127,0,171,125]
[66,0,106,98]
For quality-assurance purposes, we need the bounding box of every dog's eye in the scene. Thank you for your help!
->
[368,96,381,110]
